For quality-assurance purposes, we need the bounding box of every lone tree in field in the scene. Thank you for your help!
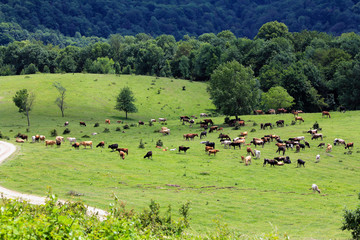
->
[13,89,35,126]
[115,86,137,119]
[53,82,67,117]
[208,60,260,119]
[261,86,294,110]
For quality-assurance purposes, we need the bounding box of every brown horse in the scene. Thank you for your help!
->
[295,116,304,123]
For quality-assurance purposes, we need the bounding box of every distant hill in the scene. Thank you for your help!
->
[1,0,360,40]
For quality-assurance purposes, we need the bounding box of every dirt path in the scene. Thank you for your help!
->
[0,141,108,219]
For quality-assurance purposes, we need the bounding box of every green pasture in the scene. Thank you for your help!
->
[0,74,359,239]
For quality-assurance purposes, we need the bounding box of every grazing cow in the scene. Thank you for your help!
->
[250,140,264,148]
[322,111,331,118]
[66,137,76,144]
[254,110,264,115]
[307,129,318,135]
[158,118,167,123]
[345,142,354,149]
[297,159,306,167]
[326,144,332,152]
[80,121,86,126]
[246,147,255,157]
[221,140,232,149]
[144,151,153,159]
[56,136,65,143]
[117,120,122,124]
[105,119,111,124]
[179,146,190,153]
[276,120,284,127]
[200,113,208,117]
[80,141,93,149]
[263,158,277,167]
[17,134,28,141]
[138,120,145,125]
[334,138,346,146]
[200,131,207,139]
[184,133,198,141]
[311,133,323,140]
[15,138,25,143]
[209,126,218,133]
[316,154,320,162]
[180,116,190,121]
[116,148,129,155]
[261,123,273,129]
[311,184,321,193]
[292,110,299,116]
[205,146,214,152]
[239,131,248,137]
[96,141,105,148]
[230,140,243,149]
[295,144,301,153]
[39,135,46,142]
[208,149,220,156]
[218,133,231,141]
[56,139,62,147]
[241,156,252,166]
[295,117,304,123]
[276,146,286,155]
[45,140,56,147]
[64,121,69,127]
[108,144,118,151]
[266,109,276,114]
[72,142,80,149]
[318,142,325,148]
[305,141,310,148]
[254,149,261,159]
[277,108,287,114]
[119,151,126,160]
[203,119,214,125]
[276,142,286,148]
[274,156,291,163]
[31,135,36,143]
[339,106,346,113]
[160,127,170,135]
[150,119,156,122]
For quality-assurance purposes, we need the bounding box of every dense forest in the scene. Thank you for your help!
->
[1,21,360,112]
[1,0,360,42]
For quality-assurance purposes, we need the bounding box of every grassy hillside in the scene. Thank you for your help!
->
[0,74,359,239]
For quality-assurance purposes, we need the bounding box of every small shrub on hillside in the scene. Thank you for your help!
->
[138,139,145,148]
[123,124,130,129]
[341,193,360,239]
[156,139,163,147]
[291,120,296,125]
[82,135,90,138]
[63,128,71,134]
[224,117,230,124]
[250,128,256,132]
[50,129,57,137]
[253,122,258,126]
[313,121,320,129]
[130,123,137,127]
[94,123,99,127]
[116,127,121,131]
[233,122,241,130]
[148,121,153,126]
[26,128,30,132]
[103,128,110,133]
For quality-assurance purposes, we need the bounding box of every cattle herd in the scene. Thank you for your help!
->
[13,110,355,186]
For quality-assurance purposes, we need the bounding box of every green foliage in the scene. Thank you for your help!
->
[62,128,70,134]
[261,86,294,110]
[138,139,145,149]
[256,21,289,40]
[341,193,360,239]
[115,86,138,119]
[156,139,163,147]
[24,63,38,74]
[53,81,67,117]
[12,89,35,126]
[208,60,260,118]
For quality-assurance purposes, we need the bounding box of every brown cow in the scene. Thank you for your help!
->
[322,111,331,118]
[241,156,252,166]
[105,119,111,124]
[72,142,80,149]
[254,110,264,115]
[246,147,255,156]
[80,141,93,149]
[209,126,218,133]
[116,148,129,155]
[205,146,214,152]
[119,151,126,160]
[345,142,354,149]
[208,149,220,156]
[295,116,304,123]
[45,140,56,147]
[184,133,198,141]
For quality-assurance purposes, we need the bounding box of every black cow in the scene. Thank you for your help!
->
[230,142,242,149]
[179,146,190,153]
[80,121,86,126]
[297,159,306,167]
[340,106,346,113]
[317,143,325,148]
[205,141,215,148]
[305,141,310,148]
[108,144,118,151]
[276,146,286,155]
[200,131,207,139]
[274,156,291,164]
[276,120,284,127]
[96,141,105,148]
[144,151,152,159]
[263,159,277,167]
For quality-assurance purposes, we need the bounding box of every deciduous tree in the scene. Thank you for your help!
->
[13,89,35,126]
[261,86,294,110]
[53,82,67,117]
[115,87,137,119]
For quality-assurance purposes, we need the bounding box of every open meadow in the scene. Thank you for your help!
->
[0,74,359,239]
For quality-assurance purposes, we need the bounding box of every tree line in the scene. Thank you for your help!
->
[1,0,360,41]
[2,21,360,112]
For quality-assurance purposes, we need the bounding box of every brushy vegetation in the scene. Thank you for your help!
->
[0,74,359,239]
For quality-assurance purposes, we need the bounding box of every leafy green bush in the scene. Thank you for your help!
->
[63,128,71,134]
[156,139,163,147]
[342,193,360,239]
[50,129,57,137]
